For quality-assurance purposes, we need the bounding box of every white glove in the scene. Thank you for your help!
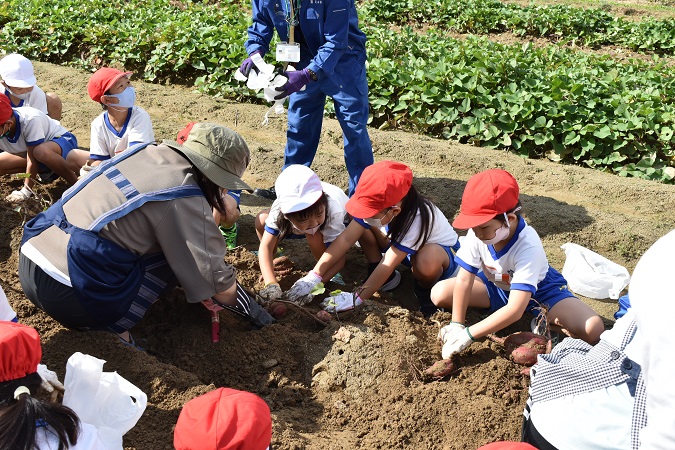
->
[6,186,32,202]
[286,271,322,304]
[79,161,95,178]
[37,364,64,398]
[438,322,466,344]
[441,328,474,359]
[321,292,363,313]
[259,283,283,303]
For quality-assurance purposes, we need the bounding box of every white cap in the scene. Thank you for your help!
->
[275,165,323,214]
[0,54,37,88]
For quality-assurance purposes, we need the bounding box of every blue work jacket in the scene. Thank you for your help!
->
[245,0,367,85]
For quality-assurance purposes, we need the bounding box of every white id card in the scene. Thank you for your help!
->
[276,42,300,62]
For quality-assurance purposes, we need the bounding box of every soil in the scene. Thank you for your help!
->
[2,61,674,450]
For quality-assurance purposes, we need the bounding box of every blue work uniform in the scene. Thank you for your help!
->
[245,0,374,196]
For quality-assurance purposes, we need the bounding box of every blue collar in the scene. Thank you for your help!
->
[488,217,526,259]
[7,111,21,143]
[104,108,132,137]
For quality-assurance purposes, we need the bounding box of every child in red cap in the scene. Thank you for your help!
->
[174,387,272,450]
[285,160,461,315]
[432,169,604,359]
[0,321,105,449]
[0,93,79,202]
[66,67,155,178]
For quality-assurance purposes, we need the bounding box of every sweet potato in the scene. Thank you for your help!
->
[423,358,457,381]
[503,332,549,366]
[268,302,287,319]
[316,310,333,323]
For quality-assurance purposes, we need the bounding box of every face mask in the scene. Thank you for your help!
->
[6,87,30,100]
[481,213,510,245]
[364,208,393,228]
[108,86,136,109]
[293,224,321,235]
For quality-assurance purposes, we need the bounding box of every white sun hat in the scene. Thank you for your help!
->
[275,165,323,214]
[0,54,37,88]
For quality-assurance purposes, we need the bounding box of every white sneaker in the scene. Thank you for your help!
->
[379,270,401,292]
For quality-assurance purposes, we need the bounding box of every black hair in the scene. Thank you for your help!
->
[387,184,434,249]
[493,200,522,224]
[0,373,80,450]
[195,171,227,216]
[275,193,329,241]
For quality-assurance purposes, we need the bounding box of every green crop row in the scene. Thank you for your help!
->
[361,0,675,54]
[1,0,674,182]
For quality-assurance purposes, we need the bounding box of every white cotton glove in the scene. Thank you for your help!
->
[321,292,363,313]
[441,328,475,359]
[258,283,283,303]
[286,271,322,305]
[6,186,32,202]
[37,364,64,399]
[438,321,466,344]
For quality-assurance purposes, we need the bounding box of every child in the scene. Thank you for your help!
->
[0,94,79,202]
[66,67,155,176]
[174,387,272,450]
[0,53,63,120]
[432,169,604,359]
[255,164,356,301]
[0,321,106,449]
[286,161,460,315]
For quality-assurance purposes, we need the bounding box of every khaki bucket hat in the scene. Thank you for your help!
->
[165,122,252,191]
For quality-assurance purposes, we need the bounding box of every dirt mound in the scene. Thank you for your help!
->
[0,61,673,449]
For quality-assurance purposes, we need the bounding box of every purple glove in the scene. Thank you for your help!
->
[274,69,312,100]
[239,51,262,77]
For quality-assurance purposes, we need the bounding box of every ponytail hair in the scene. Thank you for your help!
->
[0,373,80,450]
[387,184,435,249]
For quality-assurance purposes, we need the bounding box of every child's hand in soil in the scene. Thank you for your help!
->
[321,292,362,313]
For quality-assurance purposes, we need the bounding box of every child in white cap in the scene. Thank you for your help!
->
[255,165,372,302]
[0,53,63,120]
[66,67,155,177]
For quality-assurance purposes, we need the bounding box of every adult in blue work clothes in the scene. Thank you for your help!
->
[241,0,374,199]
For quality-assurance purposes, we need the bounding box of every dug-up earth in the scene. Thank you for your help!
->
[1,62,674,449]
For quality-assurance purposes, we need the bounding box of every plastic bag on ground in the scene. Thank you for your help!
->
[62,352,147,449]
[560,242,630,299]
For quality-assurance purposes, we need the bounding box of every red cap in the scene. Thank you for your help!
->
[0,321,41,383]
[174,388,272,450]
[0,94,12,123]
[87,67,132,103]
[477,442,537,450]
[346,161,413,218]
[452,169,520,230]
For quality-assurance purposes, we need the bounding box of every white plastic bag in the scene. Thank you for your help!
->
[62,352,147,449]
[560,243,630,299]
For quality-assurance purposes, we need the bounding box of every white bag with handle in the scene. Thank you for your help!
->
[560,242,630,299]
[62,352,147,449]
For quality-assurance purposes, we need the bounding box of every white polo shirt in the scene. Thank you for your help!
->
[0,107,69,154]
[89,106,155,160]
[455,218,549,293]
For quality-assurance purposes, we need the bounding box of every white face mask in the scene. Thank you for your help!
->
[481,214,511,245]
[293,224,321,235]
[6,87,30,100]
[108,86,136,109]
[364,208,393,228]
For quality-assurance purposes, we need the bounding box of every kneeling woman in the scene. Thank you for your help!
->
[19,122,273,345]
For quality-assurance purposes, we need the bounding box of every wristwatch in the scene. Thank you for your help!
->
[306,68,318,81]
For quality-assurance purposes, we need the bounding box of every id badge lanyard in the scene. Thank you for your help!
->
[277,0,301,68]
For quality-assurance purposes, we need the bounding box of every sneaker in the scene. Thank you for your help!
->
[219,223,238,250]
[37,170,57,183]
[414,280,437,318]
[379,270,401,292]
[253,186,276,200]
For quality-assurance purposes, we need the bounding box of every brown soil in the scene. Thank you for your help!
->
[2,61,674,449]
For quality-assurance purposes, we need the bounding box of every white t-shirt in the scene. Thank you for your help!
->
[4,85,48,114]
[264,182,348,244]
[89,106,155,159]
[34,422,108,449]
[0,107,69,155]
[455,218,548,293]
